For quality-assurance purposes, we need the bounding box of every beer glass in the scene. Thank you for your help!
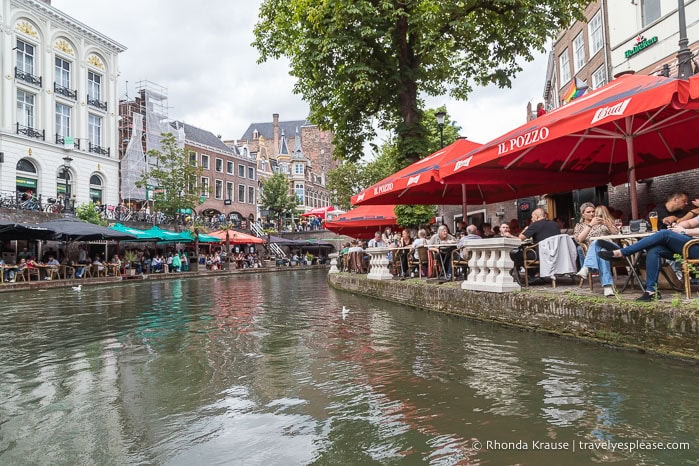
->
[648,211,658,232]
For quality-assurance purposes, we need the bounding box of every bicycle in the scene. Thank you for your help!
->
[44,197,64,214]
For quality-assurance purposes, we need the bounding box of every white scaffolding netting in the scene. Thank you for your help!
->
[120,112,146,201]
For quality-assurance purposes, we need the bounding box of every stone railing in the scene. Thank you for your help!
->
[328,253,340,273]
[364,247,394,280]
[461,237,521,293]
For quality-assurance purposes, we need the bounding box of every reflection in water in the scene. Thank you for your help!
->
[0,270,697,465]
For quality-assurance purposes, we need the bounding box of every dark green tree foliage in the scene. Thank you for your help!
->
[254,0,587,163]
[260,172,299,230]
[137,133,204,218]
[395,204,437,229]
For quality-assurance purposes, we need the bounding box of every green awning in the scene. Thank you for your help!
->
[110,223,162,242]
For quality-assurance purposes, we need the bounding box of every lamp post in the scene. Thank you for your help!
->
[677,0,694,79]
[435,111,446,148]
[62,155,73,212]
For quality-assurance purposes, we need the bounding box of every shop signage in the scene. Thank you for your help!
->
[624,35,658,59]
[16,176,37,188]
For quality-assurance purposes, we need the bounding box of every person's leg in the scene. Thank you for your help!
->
[586,241,615,287]
[617,230,688,257]
[643,245,675,293]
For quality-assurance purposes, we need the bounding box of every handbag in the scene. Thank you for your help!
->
[629,219,645,233]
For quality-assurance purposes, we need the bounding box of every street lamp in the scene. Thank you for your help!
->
[62,155,73,212]
[677,0,694,79]
[435,110,446,148]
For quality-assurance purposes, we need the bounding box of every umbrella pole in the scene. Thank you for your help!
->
[626,117,639,219]
[461,184,468,224]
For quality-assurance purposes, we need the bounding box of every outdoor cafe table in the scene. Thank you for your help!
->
[596,231,656,293]
[428,242,459,280]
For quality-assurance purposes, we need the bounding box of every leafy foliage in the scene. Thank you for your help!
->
[137,133,204,218]
[76,202,107,226]
[254,0,587,163]
[395,204,437,229]
[260,172,299,229]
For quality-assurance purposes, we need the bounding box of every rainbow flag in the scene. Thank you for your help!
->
[563,77,588,103]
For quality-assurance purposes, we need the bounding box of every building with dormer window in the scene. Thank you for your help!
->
[0,0,125,209]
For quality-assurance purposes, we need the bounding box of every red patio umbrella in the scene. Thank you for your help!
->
[440,74,699,219]
[351,138,483,206]
[324,204,399,239]
[301,206,335,218]
[208,229,265,244]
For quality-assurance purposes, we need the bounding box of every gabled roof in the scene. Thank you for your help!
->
[172,121,234,153]
[241,119,311,141]
[279,129,290,155]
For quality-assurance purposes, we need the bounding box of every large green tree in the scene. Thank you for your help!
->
[137,132,204,218]
[254,0,587,163]
[260,172,299,230]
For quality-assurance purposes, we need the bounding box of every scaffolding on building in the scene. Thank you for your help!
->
[119,81,184,203]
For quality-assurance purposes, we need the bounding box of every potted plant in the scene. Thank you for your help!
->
[124,250,139,276]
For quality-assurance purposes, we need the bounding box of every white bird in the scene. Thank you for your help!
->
[72,285,82,292]
[341,306,350,320]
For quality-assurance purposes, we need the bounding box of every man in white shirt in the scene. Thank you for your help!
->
[367,231,386,248]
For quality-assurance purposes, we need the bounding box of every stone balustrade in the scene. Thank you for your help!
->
[461,237,522,293]
[364,247,394,280]
[328,253,340,274]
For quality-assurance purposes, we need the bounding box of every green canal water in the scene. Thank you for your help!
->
[0,269,696,465]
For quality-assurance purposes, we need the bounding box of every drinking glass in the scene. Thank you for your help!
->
[622,226,631,235]
[639,222,648,233]
[648,211,658,232]
[614,218,623,230]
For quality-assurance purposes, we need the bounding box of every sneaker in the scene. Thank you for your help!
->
[636,292,661,302]
[576,266,589,279]
[603,286,615,297]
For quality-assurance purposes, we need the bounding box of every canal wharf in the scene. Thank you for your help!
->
[328,272,699,363]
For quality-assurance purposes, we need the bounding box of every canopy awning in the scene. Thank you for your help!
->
[37,219,136,241]
[325,205,398,239]
[208,229,266,244]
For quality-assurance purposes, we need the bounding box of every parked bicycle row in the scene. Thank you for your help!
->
[0,190,75,213]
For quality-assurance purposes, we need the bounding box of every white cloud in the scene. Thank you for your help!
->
[54,0,548,150]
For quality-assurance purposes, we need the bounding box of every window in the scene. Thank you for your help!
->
[260,160,267,171]
[200,177,210,197]
[238,184,245,203]
[227,161,234,174]
[215,180,223,199]
[189,151,197,165]
[248,167,255,179]
[573,33,585,73]
[591,65,607,89]
[226,181,234,201]
[89,174,103,204]
[87,71,102,102]
[55,57,71,89]
[642,0,661,27]
[295,183,304,203]
[201,154,210,170]
[16,40,35,75]
[88,114,102,147]
[294,163,304,175]
[238,164,245,177]
[559,49,571,85]
[55,103,71,137]
[17,90,35,128]
[248,186,255,204]
[588,11,603,57]
[215,158,223,172]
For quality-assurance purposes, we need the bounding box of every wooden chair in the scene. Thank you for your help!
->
[46,267,61,280]
[82,264,94,278]
[522,241,540,287]
[348,251,365,273]
[578,242,620,291]
[26,267,41,281]
[408,246,429,278]
[60,265,75,280]
[451,247,471,281]
[680,238,699,299]
[15,268,28,282]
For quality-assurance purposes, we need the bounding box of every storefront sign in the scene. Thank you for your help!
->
[16,176,37,188]
[624,35,658,59]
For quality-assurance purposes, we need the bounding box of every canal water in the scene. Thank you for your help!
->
[0,269,696,465]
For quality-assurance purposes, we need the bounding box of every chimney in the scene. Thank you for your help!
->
[273,113,280,155]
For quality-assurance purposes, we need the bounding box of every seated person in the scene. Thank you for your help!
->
[429,225,456,279]
[93,257,105,275]
[179,252,189,272]
[480,223,495,238]
[598,219,699,301]
[574,203,618,297]
[0,258,15,283]
[653,191,688,228]
[151,256,163,272]
[367,231,386,248]
[510,208,559,279]
[69,259,86,279]
[496,223,517,238]
[456,225,482,258]
[44,255,60,280]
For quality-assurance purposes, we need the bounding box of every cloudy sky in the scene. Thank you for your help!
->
[54,0,550,151]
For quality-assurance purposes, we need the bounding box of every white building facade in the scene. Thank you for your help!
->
[608,0,699,77]
[0,0,125,209]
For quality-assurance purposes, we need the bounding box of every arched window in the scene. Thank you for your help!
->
[16,158,38,193]
[89,174,103,204]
